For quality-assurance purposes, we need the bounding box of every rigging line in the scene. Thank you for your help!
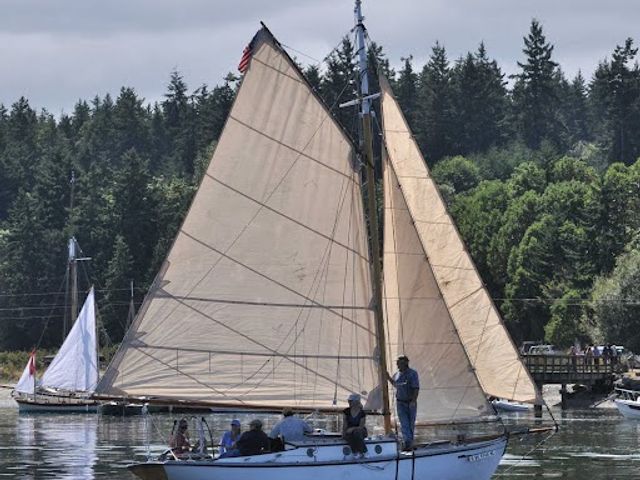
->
[471,300,493,365]
[150,295,370,310]
[0,315,65,321]
[138,345,374,361]
[280,43,323,65]
[334,183,354,402]
[182,231,374,335]
[494,428,558,477]
[0,301,139,310]
[205,173,367,261]
[387,165,406,354]
[0,287,146,298]
[35,274,69,349]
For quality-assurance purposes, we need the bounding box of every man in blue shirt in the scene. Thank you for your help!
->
[269,408,312,442]
[388,355,419,450]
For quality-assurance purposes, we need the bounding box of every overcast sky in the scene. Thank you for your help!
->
[1,0,636,115]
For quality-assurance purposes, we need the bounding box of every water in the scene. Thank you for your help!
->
[0,393,638,479]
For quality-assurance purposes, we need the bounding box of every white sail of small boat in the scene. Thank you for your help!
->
[41,287,99,393]
[98,2,546,478]
[14,350,37,396]
[13,287,100,412]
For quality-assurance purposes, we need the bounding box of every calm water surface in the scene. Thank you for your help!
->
[0,394,638,479]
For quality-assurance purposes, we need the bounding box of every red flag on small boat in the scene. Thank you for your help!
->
[28,350,36,376]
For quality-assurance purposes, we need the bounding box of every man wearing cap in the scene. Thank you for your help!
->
[219,419,242,455]
[270,408,312,442]
[388,355,420,450]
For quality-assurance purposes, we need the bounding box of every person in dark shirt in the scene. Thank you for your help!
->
[342,393,367,457]
[235,419,270,456]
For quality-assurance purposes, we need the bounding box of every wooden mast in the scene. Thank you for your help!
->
[354,0,392,434]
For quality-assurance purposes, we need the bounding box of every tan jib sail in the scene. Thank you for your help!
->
[379,75,541,406]
[383,155,492,422]
[97,29,379,410]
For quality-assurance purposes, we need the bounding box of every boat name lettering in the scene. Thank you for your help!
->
[466,450,496,462]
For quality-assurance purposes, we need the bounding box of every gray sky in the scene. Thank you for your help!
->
[0,0,636,115]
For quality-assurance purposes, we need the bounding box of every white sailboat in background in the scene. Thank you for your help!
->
[96,2,547,478]
[12,238,100,413]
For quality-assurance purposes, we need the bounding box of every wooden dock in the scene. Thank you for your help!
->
[523,354,616,414]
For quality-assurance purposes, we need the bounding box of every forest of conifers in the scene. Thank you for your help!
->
[1,20,639,353]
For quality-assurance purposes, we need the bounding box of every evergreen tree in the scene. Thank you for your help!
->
[394,56,419,128]
[163,70,196,176]
[512,20,563,149]
[589,39,640,164]
[111,150,157,285]
[113,87,150,161]
[101,235,134,342]
[417,42,454,164]
[450,44,509,154]
[321,37,358,136]
[304,65,322,93]
[562,72,590,145]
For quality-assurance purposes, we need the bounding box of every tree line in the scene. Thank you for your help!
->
[0,20,639,352]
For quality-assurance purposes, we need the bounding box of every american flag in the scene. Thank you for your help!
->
[238,36,257,74]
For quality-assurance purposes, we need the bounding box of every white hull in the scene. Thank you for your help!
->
[614,399,640,419]
[13,393,98,413]
[130,436,507,480]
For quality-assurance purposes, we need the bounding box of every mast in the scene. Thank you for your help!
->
[94,286,100,383]
[69,237,79,334]
[65,171,78,338]
[354,0,392,434]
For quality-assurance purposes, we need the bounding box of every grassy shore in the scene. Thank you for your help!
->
[0,346,118,385]
[0,351,31,384]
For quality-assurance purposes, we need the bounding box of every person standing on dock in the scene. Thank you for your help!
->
[388,355,420,450]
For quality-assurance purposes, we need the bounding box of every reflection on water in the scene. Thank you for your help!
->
[0,399,639,479]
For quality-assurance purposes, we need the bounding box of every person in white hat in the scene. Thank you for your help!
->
[342,393,367,457]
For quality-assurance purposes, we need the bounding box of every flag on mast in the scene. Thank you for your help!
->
[238,34,258,73]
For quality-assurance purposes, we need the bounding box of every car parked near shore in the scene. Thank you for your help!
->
[527,344,564,355]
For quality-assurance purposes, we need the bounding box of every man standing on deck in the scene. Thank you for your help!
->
[388,355,420,450]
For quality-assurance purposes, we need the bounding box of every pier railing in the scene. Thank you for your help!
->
[523,354,615,385]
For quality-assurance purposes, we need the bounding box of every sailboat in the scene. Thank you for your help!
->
[12,239,100,413]
[96,2,544,478]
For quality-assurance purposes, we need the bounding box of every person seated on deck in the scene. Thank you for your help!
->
[169,418,191,455]
[219,418,242,455]
[269,408,312,443]
[342,393,368,457]
[220,419,270,457]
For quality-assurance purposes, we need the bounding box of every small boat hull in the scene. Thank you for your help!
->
[13,393,99,413]
[129,436,507,480]
[614,399,640,419]
[492,400,530,412]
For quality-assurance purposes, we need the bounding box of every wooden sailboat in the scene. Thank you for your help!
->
[96,2,543,478]
[12,239,100,413]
